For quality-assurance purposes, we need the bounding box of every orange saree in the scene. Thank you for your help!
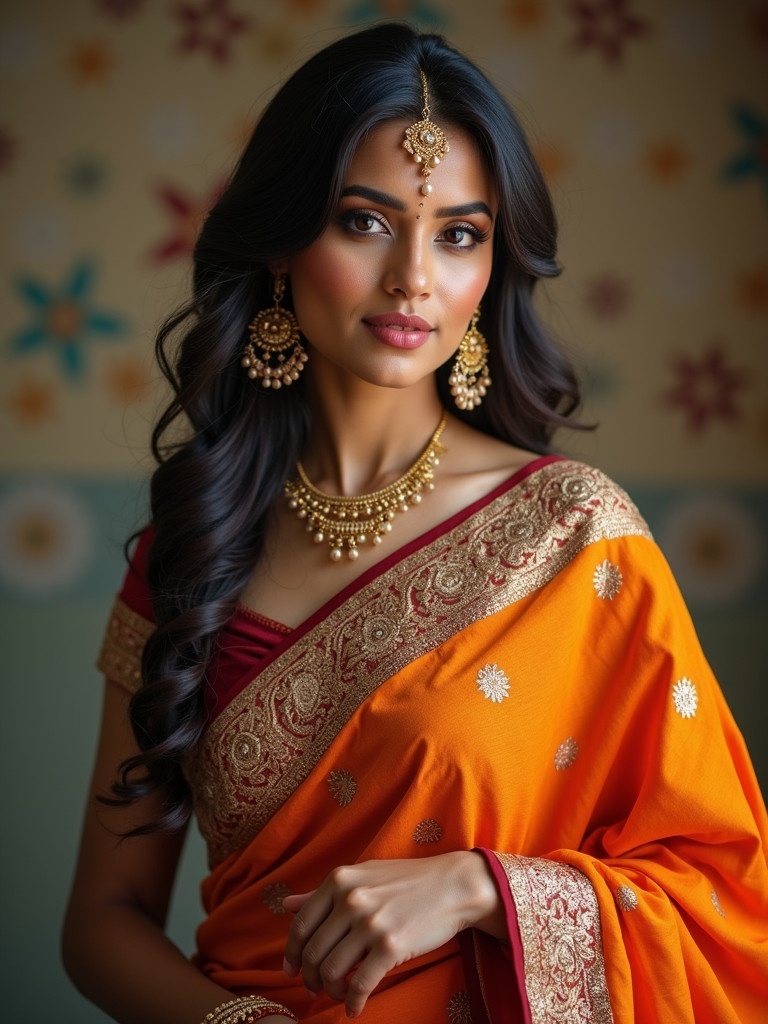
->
[99,457,768,1023]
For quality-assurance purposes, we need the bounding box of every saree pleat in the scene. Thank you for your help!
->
[98,458,768,1023]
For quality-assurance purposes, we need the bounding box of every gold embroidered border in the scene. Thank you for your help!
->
[185,460,652,866]
[96,595,154,694]
[494,853,614,1024]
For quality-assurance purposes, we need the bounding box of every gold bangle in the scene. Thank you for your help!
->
[202,996,298,1023]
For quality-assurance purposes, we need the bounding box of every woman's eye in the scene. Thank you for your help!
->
[339,210,387,234]
[442,224,486,248]
[444,228,469,245]
[354,214,378,232]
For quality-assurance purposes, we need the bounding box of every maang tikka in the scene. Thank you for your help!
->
[449,307,492,411]
[241,274,308,389]
[403,70,449,196]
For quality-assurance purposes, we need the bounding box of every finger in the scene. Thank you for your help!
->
[298,914,364,996]
[282,891,314,913]
[283,889,333,978]
[344,942,397,1020]
[312,932,369,1003]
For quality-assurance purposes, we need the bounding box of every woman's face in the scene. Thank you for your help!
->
[285,118,496,392]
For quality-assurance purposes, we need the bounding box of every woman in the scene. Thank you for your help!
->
[62,22,768,1024]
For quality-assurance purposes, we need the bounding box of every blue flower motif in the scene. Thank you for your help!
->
[343,2,446,30]
[8,261,127,378]
[722,102,768,202]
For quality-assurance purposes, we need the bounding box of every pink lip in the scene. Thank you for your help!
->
[363,312,434,350]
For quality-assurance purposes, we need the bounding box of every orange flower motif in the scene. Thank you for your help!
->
[645,139,688,182]
[68,40,114,84]
[7,378,56,426]
[532,140,569,183]
[106,356,151,405]
[735,267,768,314]
[505,0,547,31]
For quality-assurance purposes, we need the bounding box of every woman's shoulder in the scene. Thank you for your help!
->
[116,524,155,623]
[480,447,654,547]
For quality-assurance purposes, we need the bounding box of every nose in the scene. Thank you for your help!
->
[381,232,432,300]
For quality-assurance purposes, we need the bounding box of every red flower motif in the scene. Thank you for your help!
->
[173,0,250,65]
[149,180,226,263]
[0,126,15,171]
[568,0,650,65]
[663,344,748,434]
[583,273,631,318]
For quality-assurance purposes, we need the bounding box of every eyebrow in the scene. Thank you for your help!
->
[341,186,406,211]
[340,185,493,221]
[435,201,493,220]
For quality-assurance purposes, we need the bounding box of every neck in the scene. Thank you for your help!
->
[301,378,446,496]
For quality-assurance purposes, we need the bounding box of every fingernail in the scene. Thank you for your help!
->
[346,1010,357,1020]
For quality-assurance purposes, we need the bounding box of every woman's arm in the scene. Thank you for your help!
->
[62,680,295,1024]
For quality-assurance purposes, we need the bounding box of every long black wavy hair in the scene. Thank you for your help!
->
[108,22,584,832]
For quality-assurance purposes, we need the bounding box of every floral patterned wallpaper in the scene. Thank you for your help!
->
[0,1,765,1019]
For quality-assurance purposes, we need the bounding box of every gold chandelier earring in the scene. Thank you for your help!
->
[241,274,308,389]
[449,307,491,410]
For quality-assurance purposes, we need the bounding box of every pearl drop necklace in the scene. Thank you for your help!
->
[285,413,447,562]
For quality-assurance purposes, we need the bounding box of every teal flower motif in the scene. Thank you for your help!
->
[9,261,127,378]
[343,1,446,30]
[722,102,768,202]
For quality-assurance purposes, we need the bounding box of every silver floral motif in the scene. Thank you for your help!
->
[446,990,473,1023]
[412,818,443,844]
[711,888,727,918]
[476,663,510,703]
[672,677,698,718]
[616,885,639,911]
[327,768,357,807]
[554,737,579,771]
[262,882,292,914]
[593,559,623,600]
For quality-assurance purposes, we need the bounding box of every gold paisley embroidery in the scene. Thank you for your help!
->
[413,818,443,844]
[231,731,261,769]
[327,769,357,807]
[262,882,292,914]
[360,601,401,656]
[96,596,153,694]
[616,885,638,911]
[494,853,614,1024]
[593,559,623,600]
[446,990,473,1023]
[554,737,579,771]
[185,461,652,866]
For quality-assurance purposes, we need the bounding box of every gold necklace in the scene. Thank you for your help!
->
[285,412,447,562]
